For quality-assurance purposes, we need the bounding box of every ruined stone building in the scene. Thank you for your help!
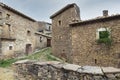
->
[0,2,52,59]
[50,3,120,68]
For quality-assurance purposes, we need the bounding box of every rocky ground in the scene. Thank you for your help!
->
[0,67,14,80]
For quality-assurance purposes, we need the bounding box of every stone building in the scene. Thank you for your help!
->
[37,21,52,47]
[0,2,51,59]
[38,21,52,36]
[50,3,80,62]
[50,3,120,68]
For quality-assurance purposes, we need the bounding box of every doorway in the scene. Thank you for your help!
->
[25,44,32,55]
[47,39,51,47]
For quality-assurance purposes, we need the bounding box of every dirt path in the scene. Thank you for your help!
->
[0,67,14,80]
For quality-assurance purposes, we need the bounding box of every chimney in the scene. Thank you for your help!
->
[103,10,108,16]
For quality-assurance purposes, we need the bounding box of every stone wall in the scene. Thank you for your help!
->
[0,6,38,57]
[13,60,120,80]
[71,19,120,68]
[50,3,120,68]
[51,4,80,62]
[1,41,15,59]
[0,3,50,59]
[34,34,47,50]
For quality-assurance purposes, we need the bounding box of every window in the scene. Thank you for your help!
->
[6,24,11,31]
[0,12,2,15]
[0,12,2,19]
[96,28,110,39]
[6,14,10,19]
[40,37,42,42]
[9,46,13,50]
[0,12,2,16]
[99,31,109,39]
[27,30,31,36]
[96,28,111,44]
[94,59,97,64]
[49,26,51,31]
[58,20,61,26]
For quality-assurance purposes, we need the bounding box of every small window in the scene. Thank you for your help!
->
[58,20,61,26]
[9,46,13,50]
[99,31,109,39]
[27,30,31,36]
[96,28,111,44]
[6,14,10,19]
[95,59,97,64]
[0,12,2,19]
[49,26,51,31]
[96,28,110,39]
[0,12,2,15]
[40,37,42,42]
[6,24,11,31]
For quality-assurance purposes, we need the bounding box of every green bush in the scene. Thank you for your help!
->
[97,38,112,45]
[97,30,112,45]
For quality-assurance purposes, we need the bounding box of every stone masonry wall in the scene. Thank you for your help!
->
[13,60,120,80]
[0,5,49,58]
[71,19,120,68]
[51,4,80,62]
[34,34,47,50]
[0,7,38,57]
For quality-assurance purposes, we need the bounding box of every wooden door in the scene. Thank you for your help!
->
[47,39,51,47]
[25,44,32,55]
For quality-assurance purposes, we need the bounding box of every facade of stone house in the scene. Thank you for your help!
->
[35,32,51,50]
[37,21,52,47]
[0,3,51,59]
[50,3,80,62]
[50,3,120,68]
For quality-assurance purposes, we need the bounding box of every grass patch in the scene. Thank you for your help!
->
[0,47,62,68]
[0,59,17,68]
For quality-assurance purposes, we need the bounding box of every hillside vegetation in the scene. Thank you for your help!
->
[0,47,62,68]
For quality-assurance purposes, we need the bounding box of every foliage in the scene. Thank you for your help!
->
[97,30,112,45]
[99,31,109,39]
[97,38,112,45]
[0,59,17,68]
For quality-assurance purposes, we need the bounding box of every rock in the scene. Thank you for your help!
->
[102,67,120,73]
[13,59,35,64]
[77,66,103,75]
[106,74,116,80]
[34,61,61,66]
[63,63,81,71]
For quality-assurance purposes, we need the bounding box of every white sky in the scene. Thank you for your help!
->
[1,0,120,23]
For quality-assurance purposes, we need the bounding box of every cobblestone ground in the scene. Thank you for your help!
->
[0,68,14,80]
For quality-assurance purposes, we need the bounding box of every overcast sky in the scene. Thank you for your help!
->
[1,0,120,23]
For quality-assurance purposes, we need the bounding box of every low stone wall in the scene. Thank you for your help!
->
[13,60,120,80]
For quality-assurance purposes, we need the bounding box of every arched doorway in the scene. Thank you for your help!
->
[25,44,32,55]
